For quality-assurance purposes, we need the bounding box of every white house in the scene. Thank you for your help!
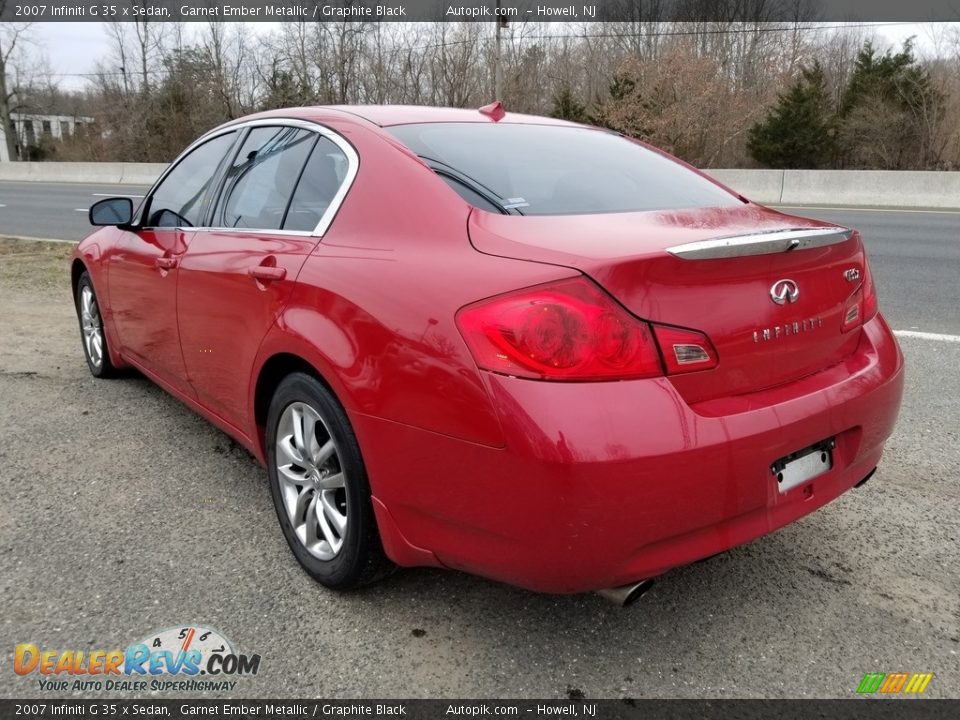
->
[0,112,94,161]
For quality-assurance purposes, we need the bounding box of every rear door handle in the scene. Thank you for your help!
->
[248,265,286,282]
[155,257,177,270]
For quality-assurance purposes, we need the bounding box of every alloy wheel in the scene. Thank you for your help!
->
[80,285,104,369]
[275,402,349,561]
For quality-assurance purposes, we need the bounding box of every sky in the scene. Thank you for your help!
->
[26,21,957,93]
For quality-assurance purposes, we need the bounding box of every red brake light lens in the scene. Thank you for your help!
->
[862,261,878,322]
[456,278,663,381]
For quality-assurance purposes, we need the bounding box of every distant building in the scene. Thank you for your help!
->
[0,112,95,161]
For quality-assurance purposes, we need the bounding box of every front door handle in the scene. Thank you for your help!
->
[155,257,177,270]
[248,265,286,282]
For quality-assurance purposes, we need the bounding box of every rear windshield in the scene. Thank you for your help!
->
[387,123,741,215]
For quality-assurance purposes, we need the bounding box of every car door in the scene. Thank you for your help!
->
[108,131,238,393]
[177,124,353,428]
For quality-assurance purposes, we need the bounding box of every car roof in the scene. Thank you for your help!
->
[241,104,583,128]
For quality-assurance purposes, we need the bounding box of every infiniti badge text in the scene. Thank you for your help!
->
[754,317,824,343]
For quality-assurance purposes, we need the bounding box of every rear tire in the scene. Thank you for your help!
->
[75,271,118,378]
[266,372,391,589]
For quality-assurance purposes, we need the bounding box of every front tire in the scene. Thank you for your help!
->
[266,373,391,589]
[75,271,118,378]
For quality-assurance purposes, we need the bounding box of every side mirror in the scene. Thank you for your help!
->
[89,197,134,227]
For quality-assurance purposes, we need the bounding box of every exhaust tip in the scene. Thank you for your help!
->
[596,579,655,607]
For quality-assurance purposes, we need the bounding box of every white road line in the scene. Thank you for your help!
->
[0,204,6,208]
[91,193,144,198]
[775,204,960,215]
[74,208,88,212]
[894,330,960,343]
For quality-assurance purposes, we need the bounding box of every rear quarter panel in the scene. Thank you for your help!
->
[249,117,577,457]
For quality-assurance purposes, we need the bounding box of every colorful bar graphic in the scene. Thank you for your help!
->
[857,672,933,694]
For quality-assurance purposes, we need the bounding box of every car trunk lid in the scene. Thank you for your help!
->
[468,204,866,403]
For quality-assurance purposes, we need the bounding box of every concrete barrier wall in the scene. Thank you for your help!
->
[706,168,960,209]
[1,162,958,209]
[706,169,785,205]
[0,162,167,186]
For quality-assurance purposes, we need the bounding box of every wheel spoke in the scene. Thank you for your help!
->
[318,472,344,490]
[277,434,303,466]
[291,406,306,457]
[315,497,340,548]
[320,491,347,536]
[315,439,336,468]
[303,493,320,540]
[303,411,322,462]
[293,486,313,521]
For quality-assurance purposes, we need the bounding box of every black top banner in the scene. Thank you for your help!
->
[2,0,959,23]
[1,700,959,720]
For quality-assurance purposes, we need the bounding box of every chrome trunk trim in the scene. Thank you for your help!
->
[666,227,853,260]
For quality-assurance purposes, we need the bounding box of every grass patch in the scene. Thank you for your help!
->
[0,237,76,294]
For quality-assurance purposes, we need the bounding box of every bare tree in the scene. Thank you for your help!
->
[0,14,32,160]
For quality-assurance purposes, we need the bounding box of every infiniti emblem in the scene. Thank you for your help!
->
[770,279,800,305]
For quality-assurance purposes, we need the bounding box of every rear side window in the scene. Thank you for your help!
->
[439,175,503,214]
[387,123,740,215]
[283,137,350,232]
[216,126,316,230]
[146,131,237,228]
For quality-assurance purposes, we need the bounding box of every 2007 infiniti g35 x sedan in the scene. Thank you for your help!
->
[72,105,904,603]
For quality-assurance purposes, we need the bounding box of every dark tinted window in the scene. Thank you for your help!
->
[216,126,317,230]
[146,131,237,228]
[388,123,740,215]
[283,136,350,231]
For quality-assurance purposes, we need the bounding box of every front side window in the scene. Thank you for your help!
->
[215,126,316,231]
[388,123,741,216]
[146,131,237,228]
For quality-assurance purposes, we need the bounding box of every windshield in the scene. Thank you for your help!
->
[388,123,741,216]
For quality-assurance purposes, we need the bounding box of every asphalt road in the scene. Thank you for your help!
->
[0,188,958,699]
[0,181,151,243]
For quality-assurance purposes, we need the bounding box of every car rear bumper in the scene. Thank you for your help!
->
[356,313,904,594]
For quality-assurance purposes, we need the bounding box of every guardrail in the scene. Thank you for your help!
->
[1,162,957,209]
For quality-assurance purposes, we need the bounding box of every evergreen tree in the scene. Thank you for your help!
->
[747,62,836,169]
[551,85,588,123]
[836,40,943,169]
[840,40,934,116]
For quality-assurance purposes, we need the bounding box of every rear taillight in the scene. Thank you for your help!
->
[652,325,719,375]
[841,260,878,333]
[456,277,663,381]
[862,260,878,322]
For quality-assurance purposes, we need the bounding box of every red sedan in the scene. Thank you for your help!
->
[72,105,904,604]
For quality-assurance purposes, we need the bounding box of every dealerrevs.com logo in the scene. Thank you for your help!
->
[14,625,261,693]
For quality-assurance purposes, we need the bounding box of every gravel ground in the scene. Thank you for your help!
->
[0,238,957,699]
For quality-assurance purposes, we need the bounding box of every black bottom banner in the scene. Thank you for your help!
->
[1,699,957,720]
